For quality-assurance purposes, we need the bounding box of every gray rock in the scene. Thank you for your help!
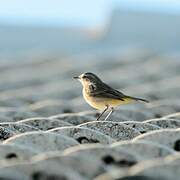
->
[112,140,176,160]
[28,100,75,116]
[124,154,180,180]
[0,115,13,123]
[18,117,72,130]
[63,144,137,169]
[164,112,180,119]
[133,129,180,151]
[122,121,160,134]
[0,122,39,134]
[32,151,106,179]
[0,108,38,122]
[79,121,140,141]
[146,105,178,119]
[145,118,180,129]
[0,159,86,180]
[0,144,37,161]
[48,126,114,144]
[110,109,153,122]
[95,155,180,180]
[0,122,40,141]
[3,132,79,153]
[0,126,14,140]
[50,113,95,125]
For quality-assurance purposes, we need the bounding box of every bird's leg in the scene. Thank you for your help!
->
[104,107,114,121]
[96,105,109,121]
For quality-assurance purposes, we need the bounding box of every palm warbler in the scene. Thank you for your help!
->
[74,72,149,121]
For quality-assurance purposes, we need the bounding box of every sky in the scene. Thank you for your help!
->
[0,0,180,27]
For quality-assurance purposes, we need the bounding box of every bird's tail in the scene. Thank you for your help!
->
[126,96,149,103]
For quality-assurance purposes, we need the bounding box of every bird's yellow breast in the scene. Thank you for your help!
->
[83,89,132,110]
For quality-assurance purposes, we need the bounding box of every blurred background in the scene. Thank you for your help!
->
[0,0,180,61]
[0,0,180,113]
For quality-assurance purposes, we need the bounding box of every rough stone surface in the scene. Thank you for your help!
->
[79,121,141,140]
[18,117,72,130]
[133,129,180,151]
[144,118,180,129]
[0,34,180,179]
[48,126,114,144]
[3,132,79,153]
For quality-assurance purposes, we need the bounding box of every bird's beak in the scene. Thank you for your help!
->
[73,76,80,80]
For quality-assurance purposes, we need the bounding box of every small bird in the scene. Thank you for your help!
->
[73,72,149,121]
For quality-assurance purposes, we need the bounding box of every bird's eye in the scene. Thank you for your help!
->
[83,75,87,79]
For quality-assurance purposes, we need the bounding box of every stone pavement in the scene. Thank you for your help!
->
[0,51,180,180]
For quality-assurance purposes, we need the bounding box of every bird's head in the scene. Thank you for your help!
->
[73,72,102,87]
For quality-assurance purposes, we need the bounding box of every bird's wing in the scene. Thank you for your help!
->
[90,83,126,101]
